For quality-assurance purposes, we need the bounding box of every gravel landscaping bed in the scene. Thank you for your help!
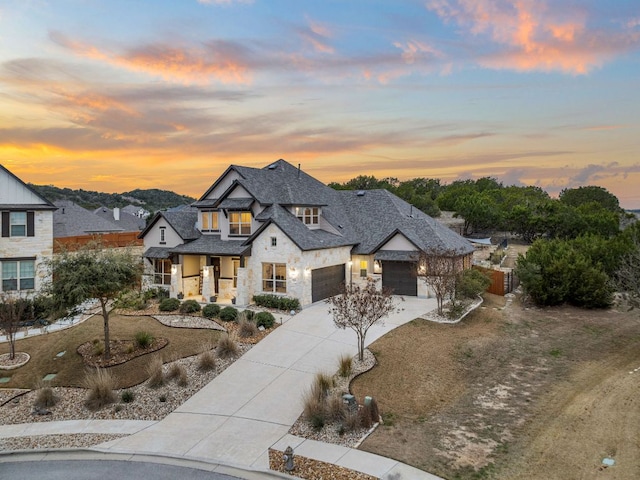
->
[269,448,377,480]
[0,343,252,425]
[0,433,126,451]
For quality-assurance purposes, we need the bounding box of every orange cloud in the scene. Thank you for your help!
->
[426,0,640,74]
[50,31,252,85]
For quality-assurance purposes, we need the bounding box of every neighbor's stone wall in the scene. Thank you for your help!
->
[0,210,53,295]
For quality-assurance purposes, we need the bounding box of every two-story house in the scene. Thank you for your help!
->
[139,159,474,306]
[0,164,55,296]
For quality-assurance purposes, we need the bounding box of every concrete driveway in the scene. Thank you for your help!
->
[98,296,439,479]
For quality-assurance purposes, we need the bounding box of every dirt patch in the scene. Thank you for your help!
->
[352,293,640,479]
[77,338,168,368]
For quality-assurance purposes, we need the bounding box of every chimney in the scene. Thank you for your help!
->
[113,207,120,221]
[297,163,301,179]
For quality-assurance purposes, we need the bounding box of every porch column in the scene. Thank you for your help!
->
[201,265,216,302]
[235,267,249,306]
[170,264,182,299]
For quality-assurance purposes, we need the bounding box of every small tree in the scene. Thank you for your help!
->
[0,295,29,360]
[417,250,466,315]
[616,231,640,308]
[45,243,142,359]
[327,278,396,361]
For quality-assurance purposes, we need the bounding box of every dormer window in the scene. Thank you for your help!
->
[201,211,219,232]
[295,207,319,225]
[229,211,252,236]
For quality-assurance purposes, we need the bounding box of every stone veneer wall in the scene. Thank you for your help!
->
[245,223,351,307]
[0,210,53,295]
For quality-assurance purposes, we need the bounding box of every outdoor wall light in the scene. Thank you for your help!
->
[290,267,298,278]
[304,266,311,277]
[171,265,177,274]
[203,268,209,277]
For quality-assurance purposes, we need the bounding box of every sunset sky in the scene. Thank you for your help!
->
[1,1,639,207]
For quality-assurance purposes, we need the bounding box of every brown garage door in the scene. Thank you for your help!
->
[382,261,417,296]
[311,264,346,303]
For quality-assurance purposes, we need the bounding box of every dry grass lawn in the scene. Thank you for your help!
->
[352,293,640,480]
[0,314,222,389]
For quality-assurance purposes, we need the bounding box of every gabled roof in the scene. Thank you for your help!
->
[0,164,56,210]
[335,189,474,256]
[170,234,249,256]
[138,208,199,241]
[53,201,124,238]
[245,204,355,251]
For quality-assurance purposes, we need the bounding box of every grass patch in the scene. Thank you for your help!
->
[0,314,222,389]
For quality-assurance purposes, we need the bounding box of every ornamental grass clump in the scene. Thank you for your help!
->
[337,354,352,377]
[197,350,217,371]
[238,318,258,338]
[146,357,165,388]
[216,333,239,359]
[83,368,116,411]
[33,381,58,409]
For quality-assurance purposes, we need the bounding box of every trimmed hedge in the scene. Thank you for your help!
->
[255,311,276,329]
[159,298,181,312]
[202,304,221,318]
[219,306,238,322]
[179,299,201,314]
[252,294,300,312]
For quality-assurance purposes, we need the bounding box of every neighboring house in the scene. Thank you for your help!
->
[139,159,474,306]
[94,206,146,232]
[0,164,55,296]
[54,201,124,237]
[122,204,150,219]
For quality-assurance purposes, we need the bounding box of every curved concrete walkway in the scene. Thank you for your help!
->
[0,297,442,479]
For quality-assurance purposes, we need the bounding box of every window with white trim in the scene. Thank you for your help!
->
[1,259,35,291]
[229,212,251,236]
[201,211,219,232]
[262,263,286,293]
[10,212,27,237]
[295,207,319,225]
[152,258,171,285]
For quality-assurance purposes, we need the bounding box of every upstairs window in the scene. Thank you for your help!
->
[201,211,219,232]
[295,207,319,225]
[159,227,166,244]
[2,211,35,238]
[10,212,27,236]
[229,212,252,236]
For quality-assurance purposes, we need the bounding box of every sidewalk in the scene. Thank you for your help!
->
[0,296,443,479]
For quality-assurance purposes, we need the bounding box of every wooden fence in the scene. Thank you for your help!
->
[474,266,514,296]
[54,232,143,252]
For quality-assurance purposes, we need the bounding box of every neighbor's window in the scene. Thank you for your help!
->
[271,236,277,247]
[152,258,171,285]
[360,260,368,277]
[262,263,286,293]
[229,212,251,236]
[201,211,219,232]
[10,212,27,237]
[1,259,35,291]
[159,227,166,244]
[295,207,319,225]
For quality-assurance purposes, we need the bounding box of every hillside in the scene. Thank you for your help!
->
[30,184,195,212]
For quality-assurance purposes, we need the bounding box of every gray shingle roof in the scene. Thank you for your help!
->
[53,201,124,238]
[335,189,474,256]
[374,250,420,261]
[161,210,200,240]
[248,205,355,251]
[143,246,172,259]
[94,206,146,232]
[170,234,249,256]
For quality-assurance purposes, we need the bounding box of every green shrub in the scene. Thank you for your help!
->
[159,298,181,312]
[179,299,201,314]
[120,390,135,403]
[252,294,300,311]
[134,331,154,349]
[219,306,238,322]
[255,311,275,329]
[202,304,221,318]
[456,268,492,300]
[115,290,148,310]
[144,287,169,300]
[242,309,254,321]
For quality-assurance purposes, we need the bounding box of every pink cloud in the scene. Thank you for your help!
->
[50,31,252,85]
[426,0,640,74]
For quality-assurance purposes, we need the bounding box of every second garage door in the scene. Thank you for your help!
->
[381,261,417,296]
[311,264,346,303]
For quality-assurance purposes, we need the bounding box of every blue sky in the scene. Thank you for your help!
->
[1,0,639,207]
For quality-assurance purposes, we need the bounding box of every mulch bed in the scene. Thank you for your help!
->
[77,338,168,368]
[269,448,377,480]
